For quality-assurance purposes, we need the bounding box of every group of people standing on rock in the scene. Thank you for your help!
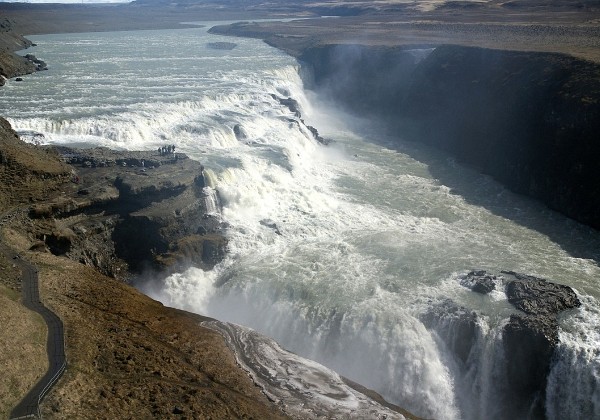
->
[158,144,176,155]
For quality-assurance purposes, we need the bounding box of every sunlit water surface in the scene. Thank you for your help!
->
[2,25,599,419]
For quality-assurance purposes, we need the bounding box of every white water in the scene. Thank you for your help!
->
[2,25,599,419]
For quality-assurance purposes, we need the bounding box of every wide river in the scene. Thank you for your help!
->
[1,24,598,419]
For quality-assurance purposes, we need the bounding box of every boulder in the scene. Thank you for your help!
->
[502,270,581,315]
[459,269,496,294]
[233,124,247,140]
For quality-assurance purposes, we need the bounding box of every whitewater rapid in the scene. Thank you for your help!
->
[2,24,599,419]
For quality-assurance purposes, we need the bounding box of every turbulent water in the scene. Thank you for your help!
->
[2,25,599,419]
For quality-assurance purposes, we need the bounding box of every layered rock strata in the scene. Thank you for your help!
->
[27,146,227,280]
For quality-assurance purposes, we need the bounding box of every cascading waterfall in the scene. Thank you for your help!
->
[202,187,221,215]
[545,294,600,419]
[2,25,600,420]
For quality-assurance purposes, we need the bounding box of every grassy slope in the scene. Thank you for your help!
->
[0,118,288,418]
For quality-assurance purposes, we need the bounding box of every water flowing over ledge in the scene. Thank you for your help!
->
[3,26,600,420]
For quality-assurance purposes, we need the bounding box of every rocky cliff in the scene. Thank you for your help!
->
[0,18,47,85]
[424,270,581,419]
[298,44,600,230]
[25,146,227,280]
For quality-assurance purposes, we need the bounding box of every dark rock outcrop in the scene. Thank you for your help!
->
[421,299,480,365]
[233,124,247,140]
[0,19,42,85]
[28,147,227,278]
[502,313,558,419]
[23,53,47,71]
[500,271,580,419]
[299,44,600,230]
[503,270,581,315]
[271,93,330,145]
[459,269,496,294]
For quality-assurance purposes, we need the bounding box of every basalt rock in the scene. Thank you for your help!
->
[502,313,558,419]
[502,270,581,315]
[459,269,496,294]
[500,271,580,419]
[421,299,480,365]
[271,93,330,145]
[29,146,227,278]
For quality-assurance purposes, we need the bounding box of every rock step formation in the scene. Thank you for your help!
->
[28,146,227,279]
[436,269,581,419]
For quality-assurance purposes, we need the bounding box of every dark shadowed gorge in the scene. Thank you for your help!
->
[2,1,600,419]
[294,44,600,230]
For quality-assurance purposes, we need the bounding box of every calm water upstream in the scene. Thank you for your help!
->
[1,24,599,419]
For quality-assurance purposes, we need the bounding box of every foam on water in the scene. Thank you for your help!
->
[3,25,600,420]
[546,294,600,419]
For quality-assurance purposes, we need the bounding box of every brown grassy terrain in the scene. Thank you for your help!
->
[2,227,285,420]
[0,260,47,420]
[211,10,600,63]
[0,119,289,418]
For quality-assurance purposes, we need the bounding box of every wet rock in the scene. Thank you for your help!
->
[459,269,496,294]
[271,94,301,117]
[24,53,48,71]
[499,271,580,419]
[270,94,330,145]
[502,313,557,419]
[233,124,247,140]
[503,271,581,315]
[421,299,480,364]
[305,123,330,145]
[260,219,281,235]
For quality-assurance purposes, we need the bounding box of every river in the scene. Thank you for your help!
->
[1,24,599,419]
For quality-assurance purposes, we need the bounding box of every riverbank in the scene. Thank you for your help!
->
[0,117,286,418]
[210,13,600,232]
[1,3,599,418]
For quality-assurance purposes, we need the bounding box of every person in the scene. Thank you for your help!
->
[157,147,162,155]
[172,144,176,153]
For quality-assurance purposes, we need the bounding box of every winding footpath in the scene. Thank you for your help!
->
[1,210,66,419]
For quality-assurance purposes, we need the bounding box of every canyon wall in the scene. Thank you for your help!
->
[299,44,600,230]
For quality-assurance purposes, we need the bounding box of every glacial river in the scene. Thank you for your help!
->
[1,24,599,419]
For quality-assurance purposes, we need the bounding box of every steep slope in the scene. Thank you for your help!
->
[297,44,600,230]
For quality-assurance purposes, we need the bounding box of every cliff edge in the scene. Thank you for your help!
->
[0,118,286,418]
[297,44,600,230]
